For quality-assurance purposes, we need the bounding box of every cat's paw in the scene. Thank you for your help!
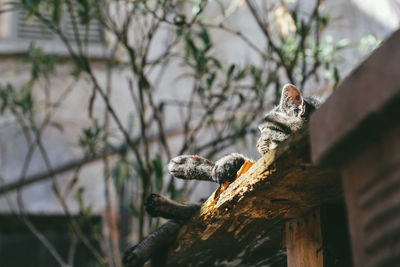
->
[168,155,214,181]
[168,155,191,179]
[212,153,248,184]
[145,193,162,217]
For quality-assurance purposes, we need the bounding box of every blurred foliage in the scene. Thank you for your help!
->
[359,34,383,51]
[0,83,34,119]
[79,120,105,158]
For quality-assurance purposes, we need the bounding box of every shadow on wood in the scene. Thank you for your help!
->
[165,127,343,266]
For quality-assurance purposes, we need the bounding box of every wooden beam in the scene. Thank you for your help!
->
[286,208,323,267]
[310,30,400,267]
[164,127,342,266]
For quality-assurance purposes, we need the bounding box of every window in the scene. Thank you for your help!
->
[0,6,105,58]
[16,10,103,43]
[16,10,54,40]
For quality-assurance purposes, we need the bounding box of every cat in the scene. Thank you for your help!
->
[127,84,321,267]
[168,84,321,184]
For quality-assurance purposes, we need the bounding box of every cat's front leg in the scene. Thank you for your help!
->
[168,155,215,182]
[212,153,250,184]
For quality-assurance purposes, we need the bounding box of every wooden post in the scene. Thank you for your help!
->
[285,205,352,267]
[286,208,323,267]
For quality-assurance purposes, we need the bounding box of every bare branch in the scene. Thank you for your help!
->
[246,0,294,83]
[123,220,182,267]
[145,193,201,220]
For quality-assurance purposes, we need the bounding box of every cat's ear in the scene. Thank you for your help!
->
[279,84,305,117]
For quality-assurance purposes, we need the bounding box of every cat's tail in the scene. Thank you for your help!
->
[168,155,216,182]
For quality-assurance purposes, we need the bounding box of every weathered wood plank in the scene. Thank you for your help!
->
[310,30,400,267]
[164,127,342,266]
[286,208,323,267]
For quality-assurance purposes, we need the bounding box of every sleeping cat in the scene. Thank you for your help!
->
[168,84,321,184]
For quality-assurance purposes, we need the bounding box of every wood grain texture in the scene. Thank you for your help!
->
[165,127,342,266]
[286,208,323,267]
[310,29,400,167]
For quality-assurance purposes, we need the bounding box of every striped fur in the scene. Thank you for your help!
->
[257,84,320,155]
[169,84,320,184]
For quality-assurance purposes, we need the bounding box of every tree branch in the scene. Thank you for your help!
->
[123,220,183,267]
[145,193,201,220]
[0,123,200,196]
[246,0,294,83]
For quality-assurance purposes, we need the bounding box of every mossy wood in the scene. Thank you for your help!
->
[165,127,342,266]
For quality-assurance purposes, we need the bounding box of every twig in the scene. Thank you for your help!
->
[103,43,122,267]
[145,193,201,220]
[246,0,294,83]
[123,220,183,267]
[33,126,106,265]
[199,22,271,60]
[0,117,242,196]
[13,113,68,267]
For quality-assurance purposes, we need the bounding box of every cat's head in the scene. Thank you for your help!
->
[257,84,314,155]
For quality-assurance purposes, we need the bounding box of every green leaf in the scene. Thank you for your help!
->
[359,34,383,52]
[197,26,211,51]
[25,43,56,82]
[192,0,202,15]
[319,16,329,29]
[13,87,34,118]
[132,161,146,181]
[152,154,163,193]
[77,0,93,25]
[127,46,136,66]
[75,187,85,208]
[227,64,235,80]
[207,72,216,87]
[49,121,64,132]
[82,205,93,219]
[238,93,245,104]
[112,160,130,190]
[52,0,62,25]
[209,57,221,69]
[234,68,247,81]
[333,66,340,89]
[79,120,104,157]
[72,58,84,77]
[335,39,349,50]
[130,203,140,217]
